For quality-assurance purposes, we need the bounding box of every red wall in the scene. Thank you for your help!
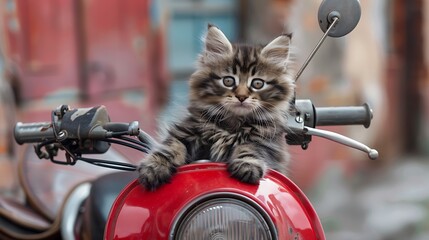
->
[1,0,151,101]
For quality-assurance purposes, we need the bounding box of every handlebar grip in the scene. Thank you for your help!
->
[14,122,55,144]
[315,103,373,128]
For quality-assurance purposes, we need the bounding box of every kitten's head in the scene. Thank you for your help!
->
[189,25,294,120]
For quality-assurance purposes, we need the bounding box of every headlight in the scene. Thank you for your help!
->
[171,196,276,240]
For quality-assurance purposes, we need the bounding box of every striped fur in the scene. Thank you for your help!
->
[138,25,295,190]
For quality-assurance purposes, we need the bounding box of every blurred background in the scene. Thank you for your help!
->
[0,0,428,239]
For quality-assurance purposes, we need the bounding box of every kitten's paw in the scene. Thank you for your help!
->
[137,153,176,191]
[227,158,266,184]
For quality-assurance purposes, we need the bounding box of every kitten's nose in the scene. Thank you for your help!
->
[236,95,248,102]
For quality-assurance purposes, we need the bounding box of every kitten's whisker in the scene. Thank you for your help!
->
[201,104,226,128]
[213,104,226,123]
[202,107,217,127]
[252,108,269,139]
[254,107,278,140]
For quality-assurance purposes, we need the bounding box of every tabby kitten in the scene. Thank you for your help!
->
[138,25,295,191]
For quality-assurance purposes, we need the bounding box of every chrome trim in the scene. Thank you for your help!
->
[169,192,278,240]
[61,182,91,240]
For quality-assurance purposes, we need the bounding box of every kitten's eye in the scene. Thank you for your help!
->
[251,78,265,90]
[222,76,235,87]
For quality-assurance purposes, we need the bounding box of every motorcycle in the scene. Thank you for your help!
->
[1,0,378,239]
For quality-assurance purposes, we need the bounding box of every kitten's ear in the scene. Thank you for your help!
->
[261,34,292,67]
[202,24,233,61]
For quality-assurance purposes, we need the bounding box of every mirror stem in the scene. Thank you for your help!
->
[294,17,339,82]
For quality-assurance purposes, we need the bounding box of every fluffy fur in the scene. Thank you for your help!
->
[138,25,295,190]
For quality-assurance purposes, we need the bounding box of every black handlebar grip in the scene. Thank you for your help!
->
[315,103,373,128]
[14,122,55,144]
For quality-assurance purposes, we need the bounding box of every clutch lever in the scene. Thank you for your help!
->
[303,127,379,160]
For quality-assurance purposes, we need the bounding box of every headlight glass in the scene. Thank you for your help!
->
[173,197,275,240]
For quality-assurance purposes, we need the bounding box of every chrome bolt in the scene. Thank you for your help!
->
[57,130,68,141]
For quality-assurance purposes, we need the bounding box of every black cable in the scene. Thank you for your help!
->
[33,131,148,171]
[115,136,151,149]
[103,138,149,153]
[77,156,137,171]
[36,139,56,150]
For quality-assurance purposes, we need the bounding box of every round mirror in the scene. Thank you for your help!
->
[318,0,361,37]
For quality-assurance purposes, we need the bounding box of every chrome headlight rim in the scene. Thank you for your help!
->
[169,192,278,240]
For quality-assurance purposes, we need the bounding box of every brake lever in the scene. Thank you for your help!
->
[303,126,379,160]
[286,100,378,160]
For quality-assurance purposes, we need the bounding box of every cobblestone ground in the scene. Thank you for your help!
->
[307,157,429,240]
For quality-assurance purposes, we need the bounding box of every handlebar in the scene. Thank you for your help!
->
[315,103,372,128]
[287,99,378,159]
[14,121,142,144]
[14,101,374,144]
[13,105,155,170]
[14,101,378,163]
[290,99,373,129]
[14,101,373,145]
[14,122,55,144]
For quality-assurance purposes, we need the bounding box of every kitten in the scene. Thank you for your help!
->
[138,24,295,191]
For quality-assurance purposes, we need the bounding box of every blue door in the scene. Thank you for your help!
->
[167,0,238,77]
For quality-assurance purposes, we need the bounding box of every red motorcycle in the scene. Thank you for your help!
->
[4,0,378,239]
